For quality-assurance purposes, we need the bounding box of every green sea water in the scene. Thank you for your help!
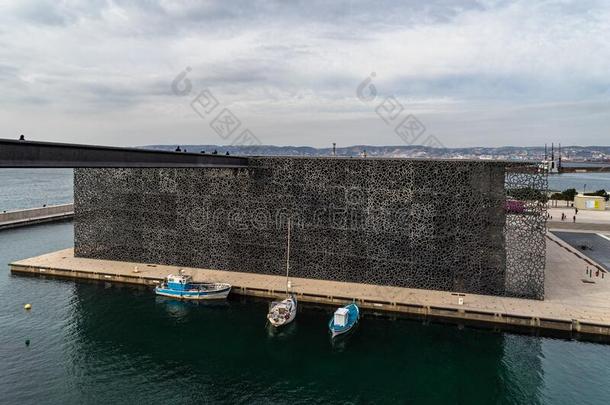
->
[1,222,610,404]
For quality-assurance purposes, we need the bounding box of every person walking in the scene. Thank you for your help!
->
[573,215,576,223]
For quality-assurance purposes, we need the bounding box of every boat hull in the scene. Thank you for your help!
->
[154,284,231,300]
[331,325,355,338]
[267,296,297,327]
[329,304,359,338]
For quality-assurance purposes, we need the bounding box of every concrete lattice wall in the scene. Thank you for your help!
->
[74,157,547,299]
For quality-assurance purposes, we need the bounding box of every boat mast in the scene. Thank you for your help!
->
[286,217,291,294]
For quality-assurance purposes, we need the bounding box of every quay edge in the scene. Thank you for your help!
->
[10,246,610,340]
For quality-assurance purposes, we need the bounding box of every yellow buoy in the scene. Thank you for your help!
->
[24,304,32,310]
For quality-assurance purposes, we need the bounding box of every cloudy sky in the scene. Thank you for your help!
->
[1,0,609,148]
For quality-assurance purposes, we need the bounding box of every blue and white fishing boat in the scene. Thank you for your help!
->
[155,274,231,300]
[328,303,359,338]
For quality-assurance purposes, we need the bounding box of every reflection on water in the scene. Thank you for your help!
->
[329,323,359,352]
[155,296,231,321]
[156,296,194,320]
[266,320,298,340]
[2,223,610,404]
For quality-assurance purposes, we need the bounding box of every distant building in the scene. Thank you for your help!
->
[574,194,606,211]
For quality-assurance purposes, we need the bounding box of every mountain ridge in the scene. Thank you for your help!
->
[142,144,610,161]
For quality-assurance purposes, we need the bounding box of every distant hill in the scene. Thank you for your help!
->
[142,144,610,161]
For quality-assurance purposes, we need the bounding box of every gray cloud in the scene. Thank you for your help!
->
[0,0,609,147]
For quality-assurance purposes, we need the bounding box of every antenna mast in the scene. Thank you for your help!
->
[286,217,291,294]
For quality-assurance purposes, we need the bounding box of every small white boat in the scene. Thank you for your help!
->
[155,274,231,300]
[267,294,297,327]
[267,218,297,327]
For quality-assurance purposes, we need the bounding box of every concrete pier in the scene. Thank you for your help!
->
[10,231,610,338]
[0,204,74,230]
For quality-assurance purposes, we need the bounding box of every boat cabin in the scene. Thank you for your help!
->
[165,274,193,291]
[334,307,349,327]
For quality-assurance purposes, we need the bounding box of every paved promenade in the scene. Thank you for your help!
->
[548,206,610,223]
[10,233,610,337]
[547,207,610,231]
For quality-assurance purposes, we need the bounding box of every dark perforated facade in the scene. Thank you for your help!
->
[74,157,547,299]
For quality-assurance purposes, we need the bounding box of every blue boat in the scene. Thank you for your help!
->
[155,274,231,300]
[328,303,359,338]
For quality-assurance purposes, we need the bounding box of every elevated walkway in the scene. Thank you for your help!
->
[0,138,248,168]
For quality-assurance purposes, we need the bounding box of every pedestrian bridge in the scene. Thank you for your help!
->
[0,138,248,168]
